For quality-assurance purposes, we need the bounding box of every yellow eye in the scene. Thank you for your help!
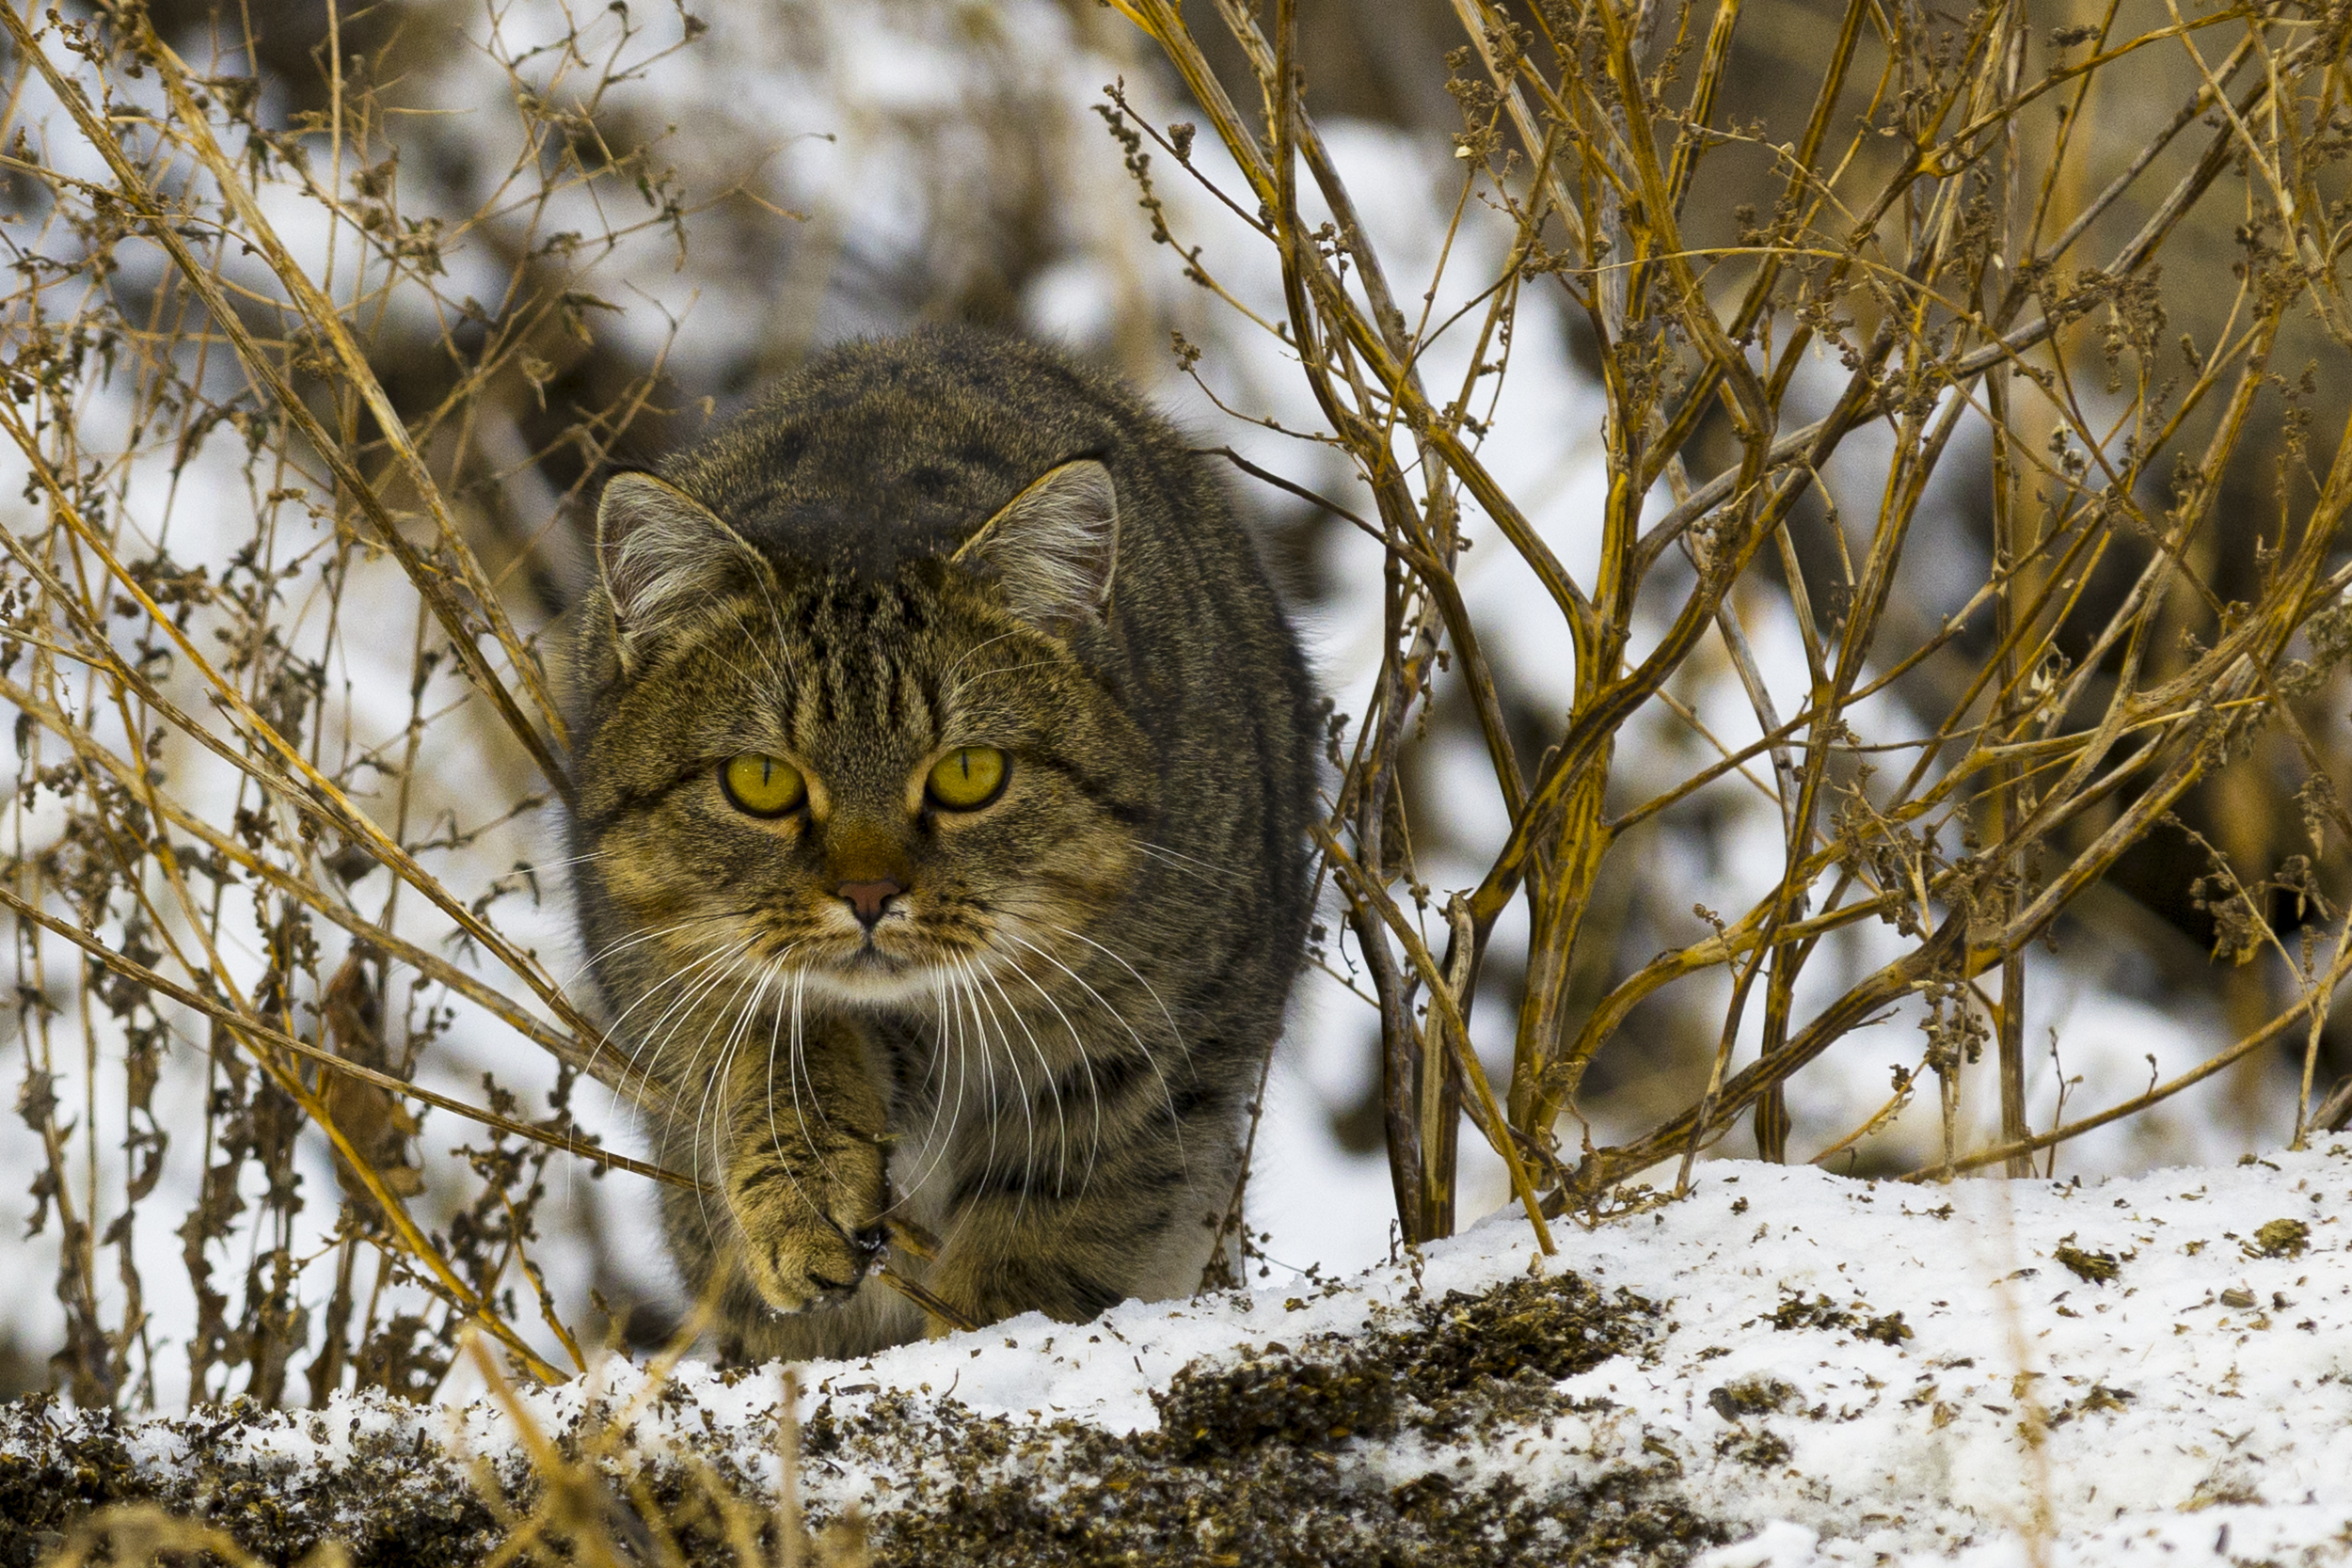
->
[721,753,806,817]
[926,746,1007,811]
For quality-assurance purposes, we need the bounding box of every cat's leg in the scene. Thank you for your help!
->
[923,1070,1236,1327]
[708,1010,892,1315]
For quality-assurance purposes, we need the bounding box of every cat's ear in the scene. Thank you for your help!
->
[595,472,768,656]
[951,460,1118,635]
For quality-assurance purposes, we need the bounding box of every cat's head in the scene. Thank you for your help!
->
[568,460,1153,1008]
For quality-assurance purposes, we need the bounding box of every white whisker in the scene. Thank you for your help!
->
[970,966,1040,1226]
[598,938,757,1130]
[1021,916,1191,1067]
[1136,841,1249,888]
[939,626,1033,689]
[758,943,810,1220]
[946,657,1064,702]
[997,928,1187,1176]
[976,960,1072,1198]
[882,971,964,1218]
[993,952,1104,1196]
[691,963,771,1243]
[785,963,828,1166]
[559,907,752,990]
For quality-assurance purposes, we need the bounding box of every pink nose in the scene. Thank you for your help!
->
[836,879,903,927]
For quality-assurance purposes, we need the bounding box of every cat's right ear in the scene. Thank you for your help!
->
[595,472,769,662]
[951,459,1119,637]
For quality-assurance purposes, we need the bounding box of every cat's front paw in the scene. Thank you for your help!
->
[728,1141,886,1315]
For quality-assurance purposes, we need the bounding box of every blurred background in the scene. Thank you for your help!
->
[1,0,2344,1408]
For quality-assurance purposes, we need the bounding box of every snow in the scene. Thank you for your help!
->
[1571,1153,2352,1562]
[19,1145,2342,1561]
[660,1143,2352,1558]
[808,1146,2352,1561]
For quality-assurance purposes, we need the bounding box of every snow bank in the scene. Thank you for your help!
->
[4,1146,2345,1564]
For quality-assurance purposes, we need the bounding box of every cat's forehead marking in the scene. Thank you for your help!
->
[767,577,947,768]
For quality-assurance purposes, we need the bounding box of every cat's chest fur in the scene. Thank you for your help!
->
[564,328,1319,1361]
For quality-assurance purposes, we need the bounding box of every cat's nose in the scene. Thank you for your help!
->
[836,879,903,928]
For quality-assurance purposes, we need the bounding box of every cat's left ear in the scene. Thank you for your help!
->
[951,460,1118,635]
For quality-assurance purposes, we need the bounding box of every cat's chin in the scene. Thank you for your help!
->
[794,952,950,1007]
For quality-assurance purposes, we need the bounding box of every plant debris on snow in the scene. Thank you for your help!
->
[4,1148,2348,1566]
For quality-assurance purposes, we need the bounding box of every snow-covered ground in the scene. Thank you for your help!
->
[8,1146,2344,1563]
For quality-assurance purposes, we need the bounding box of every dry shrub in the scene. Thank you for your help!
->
[1105,0,2352,1244]
[0,0,726,1409]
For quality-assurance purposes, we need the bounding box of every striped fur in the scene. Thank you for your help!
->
[561,330,1319,1359]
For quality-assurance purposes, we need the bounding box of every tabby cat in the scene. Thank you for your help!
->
[564,329,1319,1360]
